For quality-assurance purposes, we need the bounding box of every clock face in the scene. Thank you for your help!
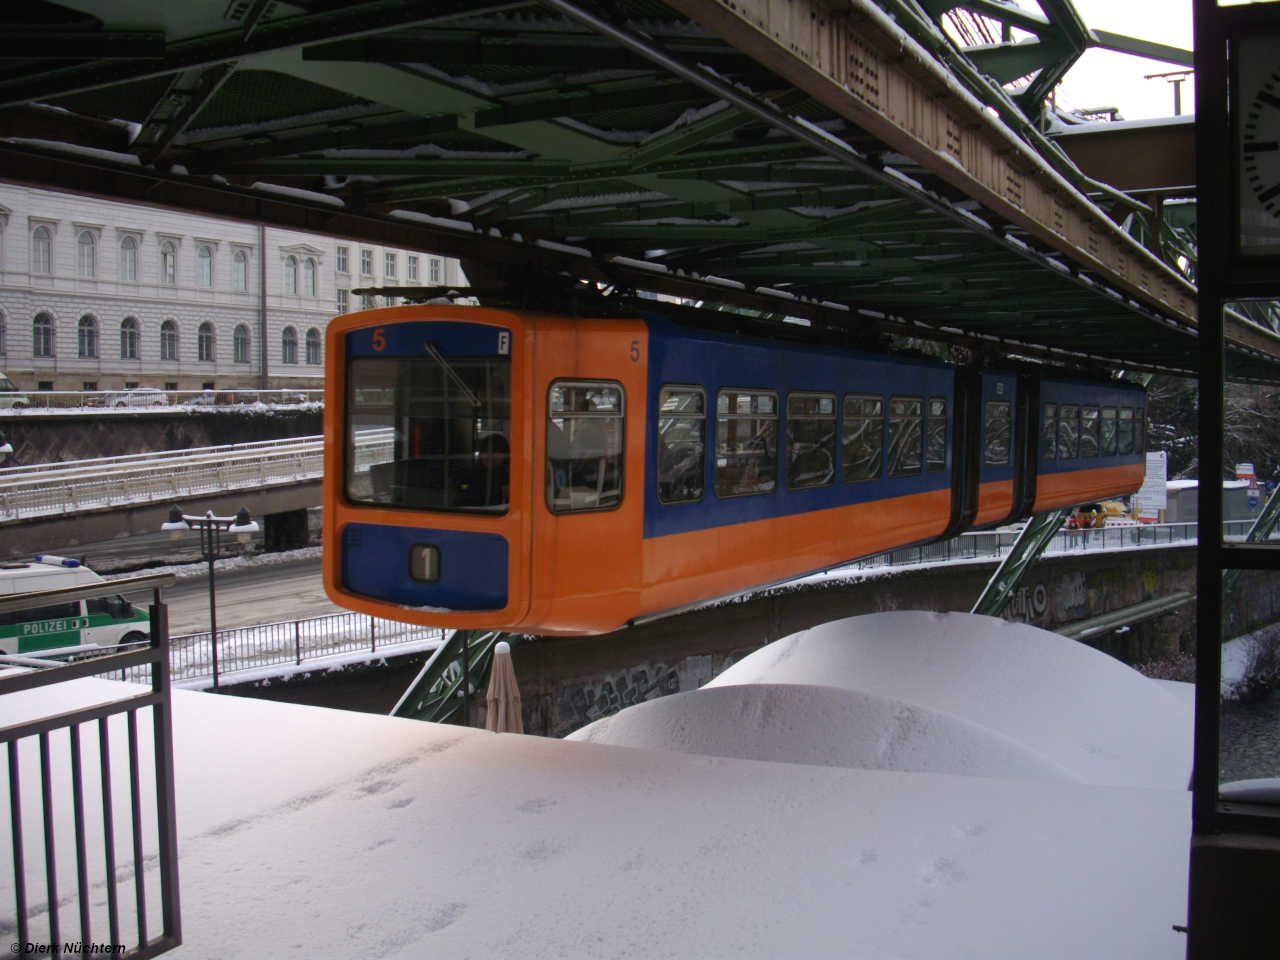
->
[1238,35,1280,254]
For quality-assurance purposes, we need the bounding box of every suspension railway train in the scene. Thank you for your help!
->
[323,306,1146,635]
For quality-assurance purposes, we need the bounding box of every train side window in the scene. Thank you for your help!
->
[1100,407,1118,457]
[1118,407,1135,456]
[984,400,1012,466]
[1042,404,1057,461]
[1080,406,1100,458]
[715,389,778,497]
[887,396,924,478]
[1136,407,1145,453]
[842,394,883,483]
[657,386,706,504]
[786,393,836,490]
[546,381,625,513]
[1058,404,1080,459]
[927,398,947,473]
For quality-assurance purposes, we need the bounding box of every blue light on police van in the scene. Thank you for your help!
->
[34,555,81,568]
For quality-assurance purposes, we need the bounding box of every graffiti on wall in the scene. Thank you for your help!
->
[1005,582,1049,621]
[557,653,733,735]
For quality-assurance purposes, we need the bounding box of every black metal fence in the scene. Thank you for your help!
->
[0,573,180,959]
[140,611,443,687]
[844,521,1213,572]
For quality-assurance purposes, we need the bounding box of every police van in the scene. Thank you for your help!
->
[0,556,151,656]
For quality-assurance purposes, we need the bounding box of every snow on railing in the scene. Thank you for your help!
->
[0,432,394,522]
[107,610,444,687]
[0,387,323,413]
[840,520,1256,574]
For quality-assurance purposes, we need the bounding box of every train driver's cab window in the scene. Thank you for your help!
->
[1100,407,1118,457]
[786,393,836,490]
[984,400,1012,467]
[345,352,511,513]
[1136,408,1145,453]
[715,390,778,497]
[842,394,883,483]
[1118,407,1135,456]
[887,396,924,478]
[547,381,625,513]
[1058,404,1080,459]
[1080,406,1100,458]
[657,386,705,504]
[1042,403,1058,461]
[927,398,947,473]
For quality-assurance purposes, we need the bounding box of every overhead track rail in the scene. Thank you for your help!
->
[0,0,1276,380]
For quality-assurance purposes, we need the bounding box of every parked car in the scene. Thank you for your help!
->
[180,391,217,407]
[216,390,260,405]
[0,371,29,409]
[106,387,170,408]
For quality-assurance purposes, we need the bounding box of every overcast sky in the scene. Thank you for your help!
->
[1022,1,1194,120]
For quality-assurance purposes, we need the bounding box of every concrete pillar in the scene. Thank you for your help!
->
[264,508,309,552]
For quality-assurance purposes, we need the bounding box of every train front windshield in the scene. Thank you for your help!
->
[345,355,511,513]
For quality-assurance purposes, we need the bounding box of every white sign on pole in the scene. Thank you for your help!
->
[1134,451,1168,519]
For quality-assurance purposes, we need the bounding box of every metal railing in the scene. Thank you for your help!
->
[0,388,322,413]
[840,521,1219,574]
[0,436,325,481]
[0,573,180,959]
[0,442,320,524]
[0,433,396,523]
[109,610,443,687]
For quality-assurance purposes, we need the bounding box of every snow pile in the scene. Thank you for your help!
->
[0,678,1193,959]
[570,683,1081,782]
[574,612,1193,790]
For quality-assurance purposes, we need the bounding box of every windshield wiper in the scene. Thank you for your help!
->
[423,342,481,408]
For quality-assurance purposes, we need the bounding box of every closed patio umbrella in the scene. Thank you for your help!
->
[485,641,523,734]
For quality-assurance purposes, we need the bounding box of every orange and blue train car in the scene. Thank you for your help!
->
[322,305,1146,635]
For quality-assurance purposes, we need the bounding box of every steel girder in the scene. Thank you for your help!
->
[0,0,1274,380]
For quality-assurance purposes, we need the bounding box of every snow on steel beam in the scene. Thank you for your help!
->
[0,0,517,109]
[661,0,1199,328]
[1090,30,1193,69]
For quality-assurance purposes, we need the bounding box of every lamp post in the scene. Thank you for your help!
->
[162,504,259,690]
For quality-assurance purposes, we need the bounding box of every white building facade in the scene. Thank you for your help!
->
[0,184,464,391]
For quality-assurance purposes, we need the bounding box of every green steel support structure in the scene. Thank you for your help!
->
[970,509,1073,618]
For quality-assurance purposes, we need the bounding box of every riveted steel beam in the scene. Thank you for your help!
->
[0,32,166,60]
[0,0,521,109]
[660,0,1198,327]
[182,112,460,169]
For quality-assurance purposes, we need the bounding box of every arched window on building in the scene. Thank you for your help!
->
[281,326,298,364]
[233,324,250,364]
[78,315,98,358]
[197,245,213,288]
[160,241,177,285]
[283,255,297,295]
[31,226,51,274]
[303,258,316,296]
[119,237,138,282]
[305,328,321,365]
[198,322,215,362]
[233,250,248,291]
[33,313,53,358]
[160,320,178,361]
[120,318,139,359]
[77,232,96,278]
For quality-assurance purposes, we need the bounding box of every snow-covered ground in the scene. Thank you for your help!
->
[0,613,1194,958]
